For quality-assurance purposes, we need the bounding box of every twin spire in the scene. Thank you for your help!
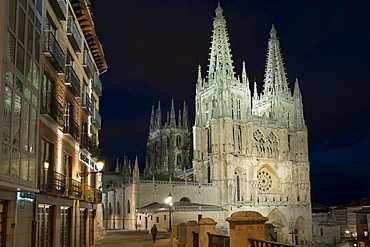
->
[199,3,296,99]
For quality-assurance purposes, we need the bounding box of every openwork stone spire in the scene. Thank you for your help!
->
[263,25,289,97]
[207,3,235,83]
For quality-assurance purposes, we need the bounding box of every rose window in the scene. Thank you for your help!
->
[257,171,272,192]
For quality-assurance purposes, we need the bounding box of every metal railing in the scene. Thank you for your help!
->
[41,91,64,127]
[49,0,66,20]
[83,50,94,78]
[82,93,92,114]
[44,30,65,73]
[92,109,101,129]
[67,17,82,51]
[249,239,298,247]
[80,133,93,153]
[91,144,101,159]
[65,66,81,97]
[69,178,82,199]
[140,180,213,187]
[41,170,66,196]
[208,233,230,247]
[63,118,80,141]
[94,73,102,96]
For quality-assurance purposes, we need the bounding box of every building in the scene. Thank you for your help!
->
[0,0,106,246]
[144,100,191,175]
[103,3,312,245]
[355,206,370,247]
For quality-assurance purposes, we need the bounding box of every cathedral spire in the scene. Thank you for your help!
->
[115,158,120,173]
[263,25,289,97]
[150,105,155,130]
[156,101,162,128]
[242,61,249,84]
[207,3,235,84]
[182,101,188,128]
[133,155,139,179]
[170,99,176,126]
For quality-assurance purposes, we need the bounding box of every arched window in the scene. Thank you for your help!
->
[236,175,240,201]
[180,197,190,202]
[127,200,131,214]
[117,202,120,215]
[207,166,211,183]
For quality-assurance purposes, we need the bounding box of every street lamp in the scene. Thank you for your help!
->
[165,193,173,231]
[77,160,105,177]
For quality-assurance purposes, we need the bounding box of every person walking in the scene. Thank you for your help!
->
[150,224,158,243]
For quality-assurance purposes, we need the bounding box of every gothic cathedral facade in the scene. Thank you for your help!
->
[192,4,312,243]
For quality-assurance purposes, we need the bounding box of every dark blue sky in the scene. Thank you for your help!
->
[90,0,370,206]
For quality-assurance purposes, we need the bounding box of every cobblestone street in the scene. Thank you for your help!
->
[95,230,171,247]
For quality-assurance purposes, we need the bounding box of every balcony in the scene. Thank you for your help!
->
[94,73,102,96]
[83,50,94,78]
[67,17,82,52]
[68,178,82,199]
[92,109,101,129]
[82,93,92,115]
[92,144,101,159]
[49,0,66,20]
[40,170,66,196]
[44,31,65,73]
[80,133,93,153]
[65,66,81,97]
[41,91,64,127]
[63,118,80,141]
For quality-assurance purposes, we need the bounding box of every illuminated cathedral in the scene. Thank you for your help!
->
[103,3,312,244]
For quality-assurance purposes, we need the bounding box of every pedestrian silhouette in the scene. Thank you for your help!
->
[150,224,158,243]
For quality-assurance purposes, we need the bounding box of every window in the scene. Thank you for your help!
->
[60,206,70,247]
[37,204,53,247]
[156,217,159,223]
[198,215,202,222]
[236,175,240,201]
[127,200,130,214]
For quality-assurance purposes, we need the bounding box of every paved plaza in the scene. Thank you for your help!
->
[95,230,171,247]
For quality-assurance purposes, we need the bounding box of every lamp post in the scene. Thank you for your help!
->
[165,193,173,231]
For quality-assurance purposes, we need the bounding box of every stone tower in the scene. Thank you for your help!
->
[193,3,312,244]
[144,100,191,175]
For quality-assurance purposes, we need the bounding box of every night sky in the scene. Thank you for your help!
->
[90,0,370,206]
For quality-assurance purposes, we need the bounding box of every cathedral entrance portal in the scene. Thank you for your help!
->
[294,216,308,245]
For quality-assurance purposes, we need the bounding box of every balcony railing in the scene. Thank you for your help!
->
[80,133,93,153]
[249,239,298,247]
[83,50,94,78]
[49,0,66,20]
[41,170,66,196]
[94,73,102,96]
[69,178,82,199]
[207,233,230,247]
[91,145,101,159]
[67,17,82,52]
[92,109,101,129]
[44,31,65,73]
[82,93,92,114]
[41,91,64,127]
[65,66,81,97]
[63,118,80,141]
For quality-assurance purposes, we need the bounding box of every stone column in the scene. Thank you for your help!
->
[226,211,268,247]
[198,218,217,247]
[186,221,199,247]
[178,223,187,247]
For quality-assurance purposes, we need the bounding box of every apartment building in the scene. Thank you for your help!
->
[0,0,107,246]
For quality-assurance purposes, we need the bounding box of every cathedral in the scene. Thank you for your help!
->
[102,3,312,245]
[144,100,191,175]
